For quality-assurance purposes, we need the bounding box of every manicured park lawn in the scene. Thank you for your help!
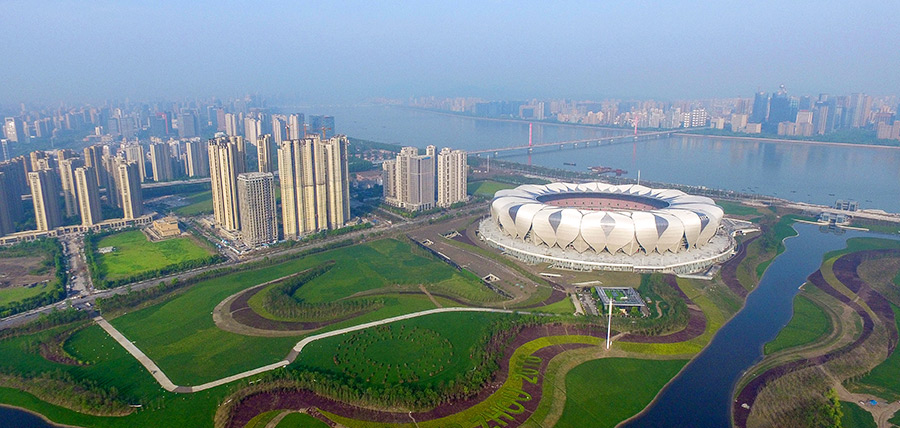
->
[173,191,213,216]
[841,401,876,428]
[294,311,506,390]
[0,282,52,306]
[717,200,761,217]
[554,358,687,428]
[248,238,501,322]
[0,322,228,428]
[108,238,493,384]
[94,230,214,282]
[467,180,515,198]
[764,294,831,355]
[275,412,329,428]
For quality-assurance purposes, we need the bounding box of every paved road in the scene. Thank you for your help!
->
[96,306,527,393]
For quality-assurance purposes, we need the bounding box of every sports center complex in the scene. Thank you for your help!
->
[479,182,736,273]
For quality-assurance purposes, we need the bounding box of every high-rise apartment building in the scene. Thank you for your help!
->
[58,158,82,217]
[123,144,146,182]
[382,146,435,211]
[278,135,350,239]
[178,111,199,138]
[149,142,174,182]
[271,116,286,144]
[101,154,120,208]
[83,144,106,188]
[237,172,277,247]
[117,160,143,220]
[184,139,209,177]
[244,117,261,145]
[225,113,239,137]
[208,136,246,231]
[0,172,16,236]
[256,134,273,173]
[75,167,102,226]
[28,169,62,231]
[4,118,28,143]
[437,148,467,208]
[288,114,304,140]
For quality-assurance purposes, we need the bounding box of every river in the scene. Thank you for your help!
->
[0,406,57,428]
[621,223,888,427]
[295,105,900,213]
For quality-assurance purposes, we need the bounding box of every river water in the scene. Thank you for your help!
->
[301,105,900,213]
[0,406,56,428]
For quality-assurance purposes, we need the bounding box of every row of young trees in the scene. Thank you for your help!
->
[218,313,556,422]
[260,261,384,322]
[0,369,132,417]
[0,238,68,318]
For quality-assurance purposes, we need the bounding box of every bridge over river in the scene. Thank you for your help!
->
[468,129,680,157]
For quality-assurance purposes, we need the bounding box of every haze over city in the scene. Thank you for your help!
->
[2,1,900,103]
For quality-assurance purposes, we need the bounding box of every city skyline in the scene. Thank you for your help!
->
[1,2,899,104]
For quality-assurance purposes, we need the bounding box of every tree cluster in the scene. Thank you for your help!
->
[0,369,132,416]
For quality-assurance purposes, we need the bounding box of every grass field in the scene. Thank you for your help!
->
[0,283,53,306]
[107,238,493,384]
[173,191,213,216]
[854,304,900,400]
[94,230,214,281]
[0,322,228,428]
[247,239,501,322]
[553,358,687,428]
[717,200,762,217]
[244,410,280,428]
[467,180,515,198]
[764,294,831,355]
[275,412,329,428]
[293,311,504,390]
[841,401,877,428]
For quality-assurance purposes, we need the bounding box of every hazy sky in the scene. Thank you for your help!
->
[1,1,898,104]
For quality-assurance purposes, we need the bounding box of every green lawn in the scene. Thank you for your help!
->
[467,180,515,198]
[764,294,831,355]
[0,283,53,306]
[244,410,281,428]
[841,401,877,428]
[94,230,214,281]
[717,200,761,217]
[554,358,687,428]
[248,239,501,320]
[107,238,493,385]
[854,304,900,400]
[0,322,228,428]
[275,412,329,428]
[293,311,505,391]
[173,191,213,216]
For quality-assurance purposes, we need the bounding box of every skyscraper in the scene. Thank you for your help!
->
[237,172,277,247]
[749,92,768,123]
[83,144,106,188]
[288,114,304,140]
[0,172,16,236]
[117,160,143,220]
[101,154,120,208]
[225,113,239,137]
[278,135,350,239]
[28,169,62,231]
[383,146,435,211]
[256,134,274,173]
[149,142,174,182]
[271,116,286,144]
[58,158,82,217]
[123,144,147,182]
[437,148,467,208]
[244,117,261,146]
[178,111,200,138]
[75,167,102,227]
[184,139,209,177]
[208,136,245,231]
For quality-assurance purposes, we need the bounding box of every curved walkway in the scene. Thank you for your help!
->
[96,307,527,393]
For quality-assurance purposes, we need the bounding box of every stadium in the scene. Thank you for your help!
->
[479,182,735,273]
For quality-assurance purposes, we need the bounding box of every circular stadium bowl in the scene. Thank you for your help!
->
[490,182,724,255]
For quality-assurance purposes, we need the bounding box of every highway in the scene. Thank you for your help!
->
[467,129,679,156]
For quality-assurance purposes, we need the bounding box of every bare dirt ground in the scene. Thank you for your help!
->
[0,257,52,289]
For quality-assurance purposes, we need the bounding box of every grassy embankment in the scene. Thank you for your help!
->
[764,295,832,355]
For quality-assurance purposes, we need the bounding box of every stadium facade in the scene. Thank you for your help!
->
[481,182,734,273]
